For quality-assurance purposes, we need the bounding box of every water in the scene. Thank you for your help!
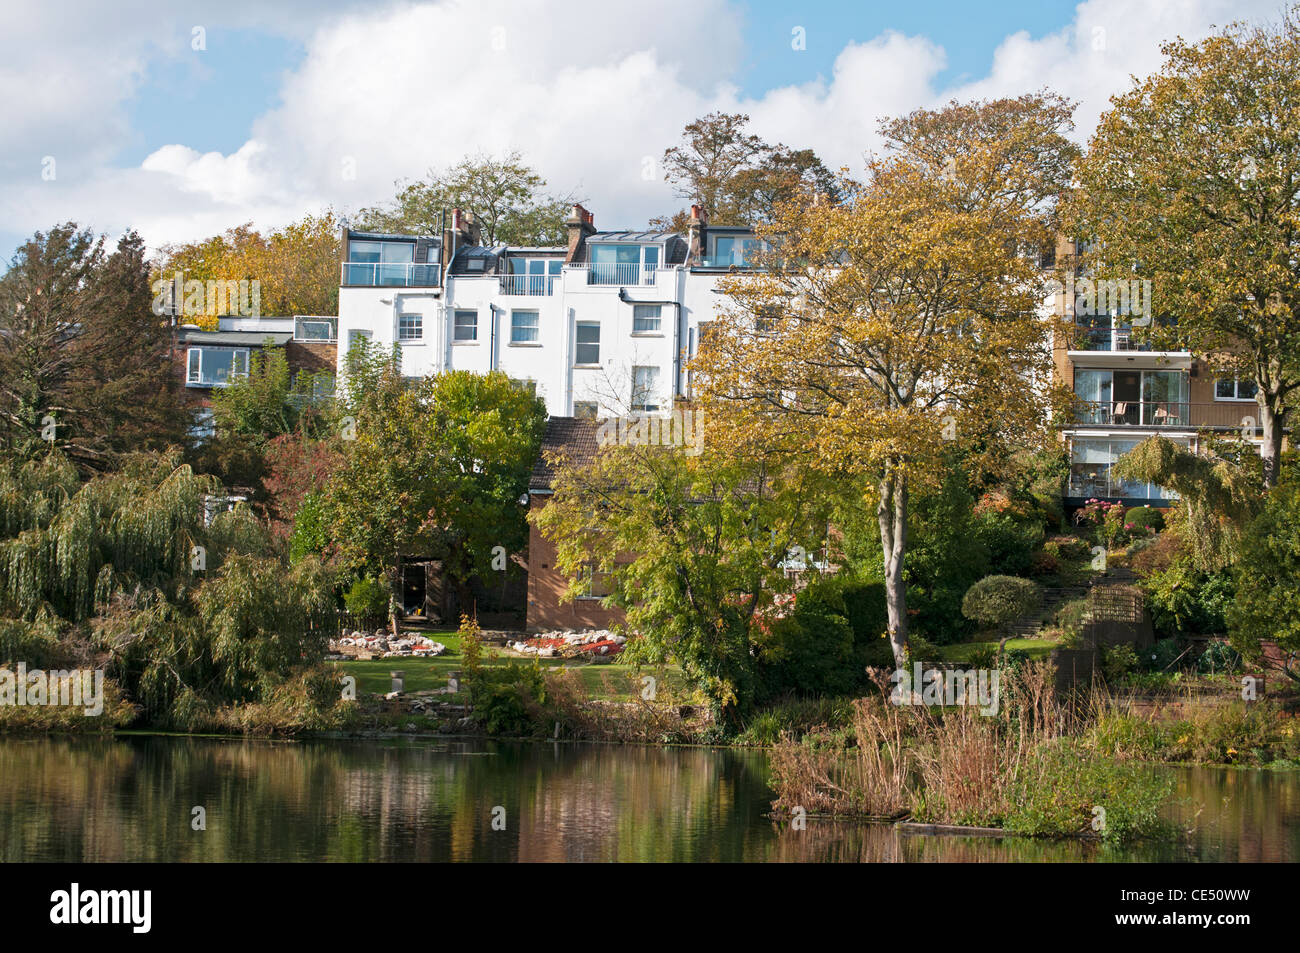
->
[0,735,1296,862]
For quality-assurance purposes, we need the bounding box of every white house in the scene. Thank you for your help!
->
[335,205,765,416]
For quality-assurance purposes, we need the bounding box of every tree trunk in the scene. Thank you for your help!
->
[877,464,909,669]
[1259,393,1285,489]
[390,548,402,640]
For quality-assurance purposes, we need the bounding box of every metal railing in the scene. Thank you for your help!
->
[1068,321,1184,352]
[586,262,656,286]
[1073,400,1263,431]
[341,262,441,287]
[696,254,756,269]
[1067,472,1174,501]
[499,274,557,296]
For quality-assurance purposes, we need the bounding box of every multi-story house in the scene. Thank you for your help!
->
[336,204,764,417]
[1051,240,1264,507]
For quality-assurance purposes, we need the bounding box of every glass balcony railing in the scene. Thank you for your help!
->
[1072,400,1263,431]
[1068,319,1184,352]
[341,262,441,287]
[499,274,557,296]
[586,263,655,286]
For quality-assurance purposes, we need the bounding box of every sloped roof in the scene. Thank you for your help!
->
[529,416,601,493]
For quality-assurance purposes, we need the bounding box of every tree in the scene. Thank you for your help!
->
[356,152,576,247]
[657,112,840,228]
[1112,435,1262,570]
[0,224,185,472]
[532,431,832,725]
[1067,10,1300,486]
[1229,480,1300,681]
[0,448,337,727]
[316,344,546,633]
[693,95,1077,667]
[153,210,342,327]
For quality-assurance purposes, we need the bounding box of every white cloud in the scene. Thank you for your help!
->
[0,0,1288,253]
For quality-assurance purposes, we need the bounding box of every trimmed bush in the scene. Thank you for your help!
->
[961,575,1043,629]
[1125,505,1165,534]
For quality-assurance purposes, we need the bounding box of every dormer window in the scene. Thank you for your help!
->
[710,235,766,268]
[588,244,658,286]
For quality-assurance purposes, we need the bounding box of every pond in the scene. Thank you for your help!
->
[0,736,1296,862]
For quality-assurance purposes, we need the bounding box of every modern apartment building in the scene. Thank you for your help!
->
[1052,240,1264,507]
[336,204,765,417]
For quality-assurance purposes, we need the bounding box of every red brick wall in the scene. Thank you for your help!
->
[526,496,625,632]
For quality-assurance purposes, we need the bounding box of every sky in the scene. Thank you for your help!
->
[0,0,1288,258]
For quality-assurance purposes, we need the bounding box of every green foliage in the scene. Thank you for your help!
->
[1144,558,1234,637]
[961,575,1042,629]
[535,436,831,726]
[208,345,333,445]
[318,347,546,606]
[355,151,575,246]
[343,576,390,619]
[973,510,1044,576]
[1100,643,1139,682]
[1198,640,1242,675]
[0,447,341,729]
[1006,741,1176,844]
[466,660,550,737]
[1146,637,1183,672]
[1124,505,1164,534]
[754,578,884,701]
[1229,481,1300,661]
[1112,437,1260,569]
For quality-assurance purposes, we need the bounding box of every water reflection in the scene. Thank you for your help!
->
[0,737,1295,862]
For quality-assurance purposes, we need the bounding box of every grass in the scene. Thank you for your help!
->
[937,638,1060,663]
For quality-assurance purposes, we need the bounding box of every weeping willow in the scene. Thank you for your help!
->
[0,448,338,728]
[1111,436,1261,570]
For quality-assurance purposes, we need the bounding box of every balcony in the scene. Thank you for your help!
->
[1067,471,1174,502]
[1072,400,1263,432]
[499,274,557,296]
[586,263,656,286]
[341,262,441,287]
[696,255,758,270]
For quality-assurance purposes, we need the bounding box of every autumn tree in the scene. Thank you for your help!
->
[693,95,1077,666]
[1067,10,1300,486]
[657,112,840,229]
[153,209,342,327]
[356,151,576,246]
[0,224,185,471]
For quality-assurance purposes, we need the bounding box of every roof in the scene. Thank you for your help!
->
[529,416,602,493]
[347,229,441,243]
[589,230,680,243]
[178,329,292,347]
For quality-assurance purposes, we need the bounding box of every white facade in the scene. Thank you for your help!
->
[336,229,746,417]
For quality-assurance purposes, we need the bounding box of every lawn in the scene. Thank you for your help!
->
[332,635,686,701]
[938,638,1060,663]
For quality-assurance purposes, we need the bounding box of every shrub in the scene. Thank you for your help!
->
[1145,560,1234,637]
[1101,643,1139,682]
[343,576,389,618]
[1198,640,1242,675]
[961,575,1043,630]
[756,582,860,699]
[1145,637,1184,673]
[1029,550,1059,576]
[467,660,550,736]
[1054,598,1090,644]
[1124,506,1165,535]
[1045,535,1092,562]
[974,512,1045,576]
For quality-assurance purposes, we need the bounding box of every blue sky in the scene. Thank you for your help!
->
[0,0,1280,258]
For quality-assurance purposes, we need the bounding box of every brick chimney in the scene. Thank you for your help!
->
[688,203,709,263]
[564,204,597,264]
